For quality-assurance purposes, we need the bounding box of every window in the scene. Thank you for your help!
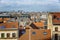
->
[55,34,58,40]
[32,32,36,35]
[57,18,60,20]
[12,33,16,38]
[55,27,58,31]
[44,26,47,29]
[7,33,10,38]
[21,29,26,34]
[44,21,47,25]
[53,15,57,19]
[21,31,25,34]
[43,32,47,35]
[1,33,5,38]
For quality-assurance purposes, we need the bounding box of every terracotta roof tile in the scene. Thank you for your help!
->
[33,22,44,27]
[52,12,60,24]
[30,21,44,29]
[4,18,10,21]
[0,22,18,29]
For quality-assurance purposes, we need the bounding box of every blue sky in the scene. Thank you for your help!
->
[0,0,60,12]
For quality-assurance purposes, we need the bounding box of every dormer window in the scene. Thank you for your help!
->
[32,32,36,35]
[57,18,60,20]
[53,15,57,19]
[21,31,25,34]
[43,32,47,35]
[21,29,26,34]
[44,26,47,29]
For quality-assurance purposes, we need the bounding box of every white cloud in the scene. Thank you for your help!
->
[15,0,59,5]
[0,0,60,12]
[0,0,59,5]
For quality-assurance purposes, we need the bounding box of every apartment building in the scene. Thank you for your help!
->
[0,22,18,40]
[48,12,60,40]
[19,14,31,27]
[0,16,18,40]
[29,12,41,22]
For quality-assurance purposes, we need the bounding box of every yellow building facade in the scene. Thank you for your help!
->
[48,12,60,40]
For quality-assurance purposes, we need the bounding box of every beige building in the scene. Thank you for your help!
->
[0,29,18,40]
[0,18,18,40]
[48,12,60,40]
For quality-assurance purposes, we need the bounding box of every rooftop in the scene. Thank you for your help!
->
[30,21,44,29]
[0,21,18,29]
[51,12,60,25]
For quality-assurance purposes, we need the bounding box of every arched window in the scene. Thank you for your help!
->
[12,33,16,38]
[55,27,58,31]
[7,33,10,38]
[1,33,5,38]
[55,34,58,40]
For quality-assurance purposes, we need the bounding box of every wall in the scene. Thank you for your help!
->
[0,30,18,40]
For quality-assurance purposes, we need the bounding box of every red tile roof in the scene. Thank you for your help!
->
[0,18,10,21]
[51,12,60,24]
[33,22,44,27]
[30,21,44,29]
[0,22,18,29]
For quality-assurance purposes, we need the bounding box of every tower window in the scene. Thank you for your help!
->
[55,27,58,31]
